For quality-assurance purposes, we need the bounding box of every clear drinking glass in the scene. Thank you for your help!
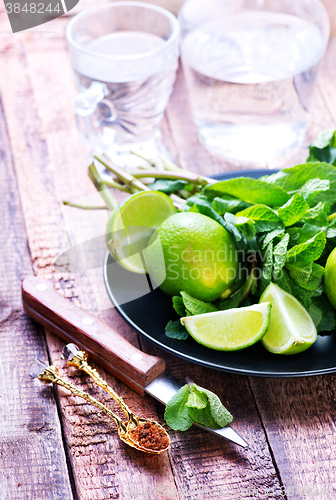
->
[179,0,330,162]
[66,2,179,165]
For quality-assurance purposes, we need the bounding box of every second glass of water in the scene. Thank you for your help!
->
[179,0,330,162]
[66,2,179,165]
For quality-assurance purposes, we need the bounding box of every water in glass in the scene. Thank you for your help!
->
[181,10,327,161]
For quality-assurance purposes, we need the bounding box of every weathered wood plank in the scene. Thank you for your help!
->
[249,375,336,500]
[0,95,73,498]
[141,339,286,500]
[0,21,180,500]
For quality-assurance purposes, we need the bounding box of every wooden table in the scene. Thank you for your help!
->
[1,5,336,499]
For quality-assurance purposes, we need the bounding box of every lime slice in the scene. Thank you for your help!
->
[106,191,177,274]
[180,303,271,351]
[259,282,317,354]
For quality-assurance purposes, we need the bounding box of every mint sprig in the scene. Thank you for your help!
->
[164,383,233,431]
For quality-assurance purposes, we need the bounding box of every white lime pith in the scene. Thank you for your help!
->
[180,303,272,351]
[259,282,317,355]
[106,191,177,274]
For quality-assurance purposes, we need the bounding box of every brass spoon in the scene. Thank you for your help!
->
[39,363,169,454]
[62,344,170,454]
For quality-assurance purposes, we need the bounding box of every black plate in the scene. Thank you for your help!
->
[103,169,336,377]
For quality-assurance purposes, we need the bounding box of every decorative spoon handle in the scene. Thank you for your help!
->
[38,365,127,433]
[64,346,139,428]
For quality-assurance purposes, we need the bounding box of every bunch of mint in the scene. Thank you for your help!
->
[164,129,336,338]
[164,382,233,431]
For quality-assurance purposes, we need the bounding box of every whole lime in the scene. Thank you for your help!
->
[325,247,336,309]
[144,211,238,302]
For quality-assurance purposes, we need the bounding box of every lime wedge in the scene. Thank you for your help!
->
[106,191,177,274]
[180,303,271,351]
[259,282,317,354]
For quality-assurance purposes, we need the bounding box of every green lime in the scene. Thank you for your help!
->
[324,247,336,309]
[144,211,238,302]
[180,303,271,351]
[259,282,317,354]
[106,191,177,274]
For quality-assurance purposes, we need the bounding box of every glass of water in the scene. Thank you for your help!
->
[179,0,330,162]
[66,2,179,165]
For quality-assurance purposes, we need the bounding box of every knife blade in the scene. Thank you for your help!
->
[22,275,247,448]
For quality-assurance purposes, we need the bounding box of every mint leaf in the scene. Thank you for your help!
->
[273,233,290,280]
[286,261,313,285]
[236,204,283,233]
[221,213,259,252]
[165,320,188,340]
[287,231,326,263]
[300,263,324,291]
[212,196,251,215]
[260,241,273,292]
[309,300,322,328]
[307,129,336,165]
[309,296,336,332]
[277,194,309,226]
[296,223,326,244]
[234,216,256,239]
[265,162,336,204]
[298,179,330,203]
[164,383,233,431]
[262,228,285,250]
[327,219,336,239]
[172,296,187,317]
[192,383,233,427]
[148,179,189,193]
[164,385,194,431]
[221,212,248,251]
[188,203,225,227]
[286,262,324,290]
[216,273,255,310]
[186,194,213,209]
[205,177,290,207]
[275,269,312,309]
[180,291,218,315]
[302,202,329,225]
[186,388,208,409]
[187,404,217,428]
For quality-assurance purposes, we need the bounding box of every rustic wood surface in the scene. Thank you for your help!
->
[1,2,336,499]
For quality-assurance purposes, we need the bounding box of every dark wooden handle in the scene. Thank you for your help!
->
[22,276,165,394]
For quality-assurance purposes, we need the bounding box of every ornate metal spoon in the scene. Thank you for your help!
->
[38,363,170,454]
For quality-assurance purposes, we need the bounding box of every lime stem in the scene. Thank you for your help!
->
[63,201,108,210]
[88,163,118,212]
